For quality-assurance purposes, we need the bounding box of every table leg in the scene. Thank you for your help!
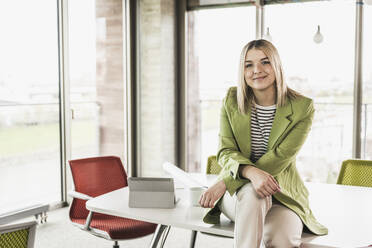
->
[149,224,168,248]
[189,230,198,248]
[159,226,171,248]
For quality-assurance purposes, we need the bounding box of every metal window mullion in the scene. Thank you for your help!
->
[352,0,363,158]
[187,0,255,10]
[124,0,140,177]
[57,0,71,203]
[261,5,264,38]
[123,0,131,176]
[176,0,187,171]
[363,103,367,158]
[255,0,264,39]
[187,0,326,10]
[135,0,141,176]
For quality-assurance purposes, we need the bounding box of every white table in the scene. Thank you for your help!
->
[86,174,372,248]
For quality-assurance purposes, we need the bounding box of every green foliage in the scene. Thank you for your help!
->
[0,120,96,157]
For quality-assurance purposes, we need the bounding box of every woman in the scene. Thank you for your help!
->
[199,40,328,248]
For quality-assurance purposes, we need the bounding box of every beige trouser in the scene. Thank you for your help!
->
[220,183,303,248]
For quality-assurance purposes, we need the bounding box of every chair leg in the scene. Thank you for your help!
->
[189,230,197,248]
[113,241,119,248]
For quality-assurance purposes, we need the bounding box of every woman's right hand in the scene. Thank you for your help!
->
[199,180,226,208]
[241,165,281,198]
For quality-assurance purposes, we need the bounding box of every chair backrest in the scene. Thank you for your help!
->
[337,159,372,187]
[206,155,222,175]
[69,156,128,219]
[0,221,37,248]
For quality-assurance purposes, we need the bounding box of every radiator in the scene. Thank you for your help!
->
[0,204,49,225]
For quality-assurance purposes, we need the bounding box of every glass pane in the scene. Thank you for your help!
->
[265,1,355,183]
[187,7,256,172]
[0,0,61,212]
[68,0,126,167]
[138,0,177,176]
[363,5,372,160]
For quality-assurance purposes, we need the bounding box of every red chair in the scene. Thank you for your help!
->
[68,156,157,248]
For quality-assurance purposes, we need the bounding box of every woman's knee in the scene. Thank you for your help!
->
[237,184,266,201]
[263,205,303,248]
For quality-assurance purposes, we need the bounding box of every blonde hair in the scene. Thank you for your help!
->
[237,39,300,114]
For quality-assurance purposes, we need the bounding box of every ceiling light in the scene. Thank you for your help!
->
[263,27,272,42]
[313,25,324,44]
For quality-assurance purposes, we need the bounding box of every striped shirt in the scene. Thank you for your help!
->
[250,103,276,162]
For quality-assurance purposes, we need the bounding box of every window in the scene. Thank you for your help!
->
[138,0,177,176]
[265,0,355,182]
[68,0,126,166]
[362,4,372,160]
[187,7,256,172]
[0,0,61,212]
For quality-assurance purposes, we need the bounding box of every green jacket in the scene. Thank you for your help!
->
[203,87,328,235]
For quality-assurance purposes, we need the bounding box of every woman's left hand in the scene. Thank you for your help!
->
[199,180,226,208]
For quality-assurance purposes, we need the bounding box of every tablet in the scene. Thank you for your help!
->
[128,177,177,208]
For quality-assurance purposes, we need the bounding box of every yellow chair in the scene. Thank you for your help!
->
[336,159,372,187]
[0,221,37,248]
[206,155,222,175]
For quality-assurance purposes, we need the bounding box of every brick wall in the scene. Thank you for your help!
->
[139,0,176,176]
[96,0,125,165]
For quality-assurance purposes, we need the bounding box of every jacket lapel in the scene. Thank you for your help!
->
[267,99,293,150]
[231,108,251,156]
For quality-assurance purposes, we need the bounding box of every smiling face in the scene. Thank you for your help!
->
[244,48,276,94]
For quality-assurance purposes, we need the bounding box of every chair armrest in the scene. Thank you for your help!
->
[68,190,93,201]
[68,191,94,230]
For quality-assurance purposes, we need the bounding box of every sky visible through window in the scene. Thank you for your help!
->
[0,0,96,104]
[0,1,59,104]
